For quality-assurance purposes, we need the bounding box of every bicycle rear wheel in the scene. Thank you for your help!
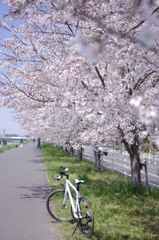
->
[79,196,94,239]
[46,189,75,222]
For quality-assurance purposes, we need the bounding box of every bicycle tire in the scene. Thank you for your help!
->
[46,189,75,222]
[78,196,94,239]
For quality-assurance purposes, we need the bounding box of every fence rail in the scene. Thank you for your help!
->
[71,146,159,190]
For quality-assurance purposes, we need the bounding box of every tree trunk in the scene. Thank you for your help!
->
[37,138,41,148]
[94,150,101,170]
[70,146,74,155]
[124,141,141,187]
[130,152,141,187]
[77,146,83,160]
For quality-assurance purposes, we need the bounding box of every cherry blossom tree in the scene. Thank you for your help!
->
[0,0,159,187]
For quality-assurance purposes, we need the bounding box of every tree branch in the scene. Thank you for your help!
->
[65,21,75,37]
[81,80,88,89]
[134,69,156,90]
[118,125,133,155]
[0,71,54,103]
[95,66,105,87]
[140,133,150,147]
[121,6,159,38]
[50,2,58,12]
[75,20,79,35]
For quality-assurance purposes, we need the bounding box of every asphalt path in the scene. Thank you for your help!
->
[0,143,62,240]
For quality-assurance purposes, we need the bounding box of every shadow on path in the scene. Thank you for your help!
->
[18,184,50,200]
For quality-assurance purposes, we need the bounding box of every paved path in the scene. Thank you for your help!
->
[0,143,62,240]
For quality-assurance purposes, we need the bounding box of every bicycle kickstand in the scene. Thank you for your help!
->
[72,219,81,237]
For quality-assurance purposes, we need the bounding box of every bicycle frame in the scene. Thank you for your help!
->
[63,179,82,219]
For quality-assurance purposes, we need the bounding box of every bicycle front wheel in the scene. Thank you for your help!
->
[46,189,74,222]
[79,196,94,239]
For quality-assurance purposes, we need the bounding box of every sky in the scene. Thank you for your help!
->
[0,107,26,135]
[0,1,8,20]
[0,1,27,135]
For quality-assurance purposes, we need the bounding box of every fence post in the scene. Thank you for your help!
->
[155,154,156,165]
[124,155,127,178]
[145,161,149,194]
[100,151,103,171]
[112,156,114,172]
[140,161,149,194]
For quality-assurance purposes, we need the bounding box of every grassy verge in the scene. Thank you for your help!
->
[42,143,159,240]
[0,144,19,154]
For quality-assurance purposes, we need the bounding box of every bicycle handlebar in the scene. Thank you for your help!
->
[52,175,62,181]
[52,167,69,181]
[60,166,69,171]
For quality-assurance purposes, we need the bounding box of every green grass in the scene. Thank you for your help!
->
[0,144,19,154]
[42,143,159,240]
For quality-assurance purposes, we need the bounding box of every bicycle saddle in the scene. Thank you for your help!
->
[75,179,84,184]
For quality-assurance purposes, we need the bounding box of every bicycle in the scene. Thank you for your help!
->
[46,167,94,239]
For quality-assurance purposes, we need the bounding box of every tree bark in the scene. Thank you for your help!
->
[77,146,83,160]
[94,150,101,170]
[124,141,141,187]
[118,125,142,188]
[70,146,74,155]
[130,151,141,187]
[37,138,41,148]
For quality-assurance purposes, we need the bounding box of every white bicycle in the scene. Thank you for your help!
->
[46,167,94,238]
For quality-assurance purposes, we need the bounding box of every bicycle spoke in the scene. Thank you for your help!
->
[79,196,94,239]
[46,189,75,222]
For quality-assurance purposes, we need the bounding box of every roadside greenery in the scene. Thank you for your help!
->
[0,144,19,154]
[42,143,159,240]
